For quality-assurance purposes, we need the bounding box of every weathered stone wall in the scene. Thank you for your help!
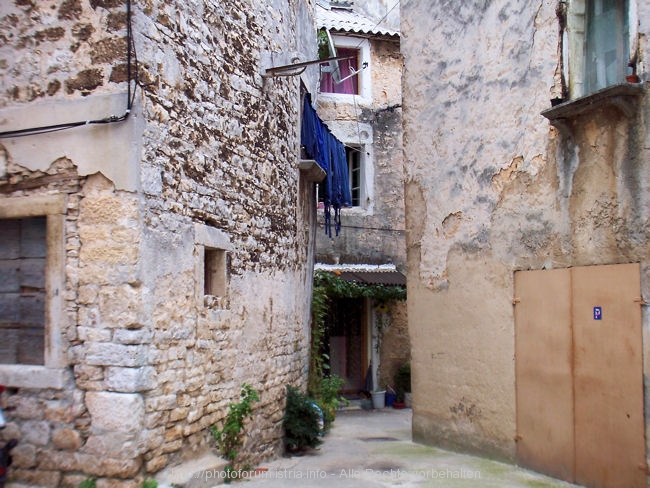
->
[402,0,649,463]
[316,36,405,269]
[0,0,318,485]
[378,300,409,389]
[314,33,408,389]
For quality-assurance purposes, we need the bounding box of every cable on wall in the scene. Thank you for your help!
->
[0,0,138,139]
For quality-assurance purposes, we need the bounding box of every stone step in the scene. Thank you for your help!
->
[155,453,229,488]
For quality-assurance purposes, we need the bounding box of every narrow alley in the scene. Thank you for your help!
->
[178,408,581,488]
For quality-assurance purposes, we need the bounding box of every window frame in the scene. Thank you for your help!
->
[0,195,67,389]
[194,223,232,311]
[316,121,374,215]
[346,144,364,208]
[319,34,372,103]
[566,0,636,99]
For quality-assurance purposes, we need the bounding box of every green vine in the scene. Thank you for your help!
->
[308,270,406,395]
[211,383,260,475]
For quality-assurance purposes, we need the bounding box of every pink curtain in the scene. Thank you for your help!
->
[320,48,359,95]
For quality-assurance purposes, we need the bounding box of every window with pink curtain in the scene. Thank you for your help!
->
[320,47,359,95]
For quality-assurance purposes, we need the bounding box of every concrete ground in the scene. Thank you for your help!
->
[210,407,582,488]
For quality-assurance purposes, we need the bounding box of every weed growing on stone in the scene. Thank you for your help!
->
[211,383,260,476]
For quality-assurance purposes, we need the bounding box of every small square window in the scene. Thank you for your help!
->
[204,248,227,298]
[194,224,232,311]
[318,34,371,100]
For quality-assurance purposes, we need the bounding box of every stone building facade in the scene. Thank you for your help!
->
[313,0,408,394]
[0,0,324,486]
[402,0,649,486]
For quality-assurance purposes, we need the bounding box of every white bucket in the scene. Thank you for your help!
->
[371,390,386,409]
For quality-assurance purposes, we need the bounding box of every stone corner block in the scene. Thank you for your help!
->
[105,366,156,392]
[86,391,144,434]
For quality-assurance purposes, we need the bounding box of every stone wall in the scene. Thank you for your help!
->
[402,0,649,463]
[0,0,318,485]
[314,31,407,391]
[316,36,405,269]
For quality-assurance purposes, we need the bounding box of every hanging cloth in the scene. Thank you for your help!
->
[300,93,351,237]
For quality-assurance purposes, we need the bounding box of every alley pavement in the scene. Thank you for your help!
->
[211,407,582,488]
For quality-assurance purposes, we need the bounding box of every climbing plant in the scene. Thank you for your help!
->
[308,270,406,396]
[211,383,260,475]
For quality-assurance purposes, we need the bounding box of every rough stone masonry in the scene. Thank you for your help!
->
[0,0,320,486]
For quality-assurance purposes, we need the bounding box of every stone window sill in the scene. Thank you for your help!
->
[0,365,67,389]
[541,83,645,133]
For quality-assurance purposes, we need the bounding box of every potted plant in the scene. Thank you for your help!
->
[394,363,411,408]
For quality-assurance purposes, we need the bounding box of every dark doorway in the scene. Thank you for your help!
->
[323,297,368,395]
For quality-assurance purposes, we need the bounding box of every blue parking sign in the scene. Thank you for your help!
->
[593,306,602,320]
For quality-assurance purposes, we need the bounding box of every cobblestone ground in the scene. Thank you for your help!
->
[198,407,582,488]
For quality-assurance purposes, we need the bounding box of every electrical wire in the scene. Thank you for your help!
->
[0,0,137,139]
[318,221,405,234]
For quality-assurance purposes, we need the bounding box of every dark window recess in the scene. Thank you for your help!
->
[348,147,361,207]
[204,248,227,297]
[0,217,46,365]
[318,146,362,208]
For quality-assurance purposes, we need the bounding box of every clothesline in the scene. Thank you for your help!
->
[300,93,352,237]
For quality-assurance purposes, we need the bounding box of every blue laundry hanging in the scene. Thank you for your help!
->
[301,94,351,237]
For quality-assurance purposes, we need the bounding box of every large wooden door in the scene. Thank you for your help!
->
[515,263,645,488]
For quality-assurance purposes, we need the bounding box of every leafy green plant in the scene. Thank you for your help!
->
[78,479,96,488]
[318,29,330,60]
[309,270,406,398]
[394,363,411,402]
[211,383,260,473]
[283,385,322,453]
[141,480,158,488]
[316,375,348,430]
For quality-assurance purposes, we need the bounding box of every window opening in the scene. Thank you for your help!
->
[317,145,363,209]
[584,0,629,93]
[0,217,46,365]
[348,146,362,207]
[204,248,227,298]
[320,47,360,95]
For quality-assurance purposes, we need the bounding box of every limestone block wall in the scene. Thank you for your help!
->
[316,36,405,269]
[402,0,649,462]
[0,0,317,486]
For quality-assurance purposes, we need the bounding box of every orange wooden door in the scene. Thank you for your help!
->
[515,264,646,488]
[572,263,645,488]
[514,268,575,482]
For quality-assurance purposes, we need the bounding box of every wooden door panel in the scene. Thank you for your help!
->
[514,268,575,481]
[515,264,646,488]
[572,263,645,488]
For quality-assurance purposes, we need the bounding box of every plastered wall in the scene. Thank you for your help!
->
[402,0,649,463]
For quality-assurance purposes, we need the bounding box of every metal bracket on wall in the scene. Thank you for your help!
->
[262,55,354,78]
